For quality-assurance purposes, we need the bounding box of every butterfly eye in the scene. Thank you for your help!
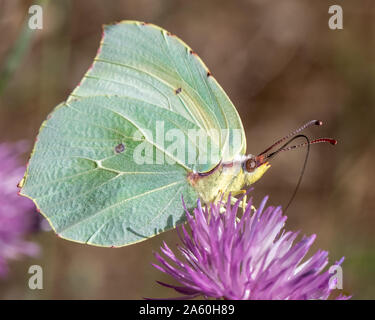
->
[245,157,257,172]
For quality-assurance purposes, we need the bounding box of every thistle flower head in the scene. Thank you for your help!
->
[0,142,40,277]
[153,193,348,300]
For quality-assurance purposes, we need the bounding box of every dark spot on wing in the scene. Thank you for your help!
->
[207,71,212,77]
[175,87,182,94]
[115,143,125,154]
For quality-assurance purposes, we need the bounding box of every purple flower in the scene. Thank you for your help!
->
[0,142,40,277]
[153,193,349,300]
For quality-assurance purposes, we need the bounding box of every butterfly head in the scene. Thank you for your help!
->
[243,120,337,188]
[243,154,271,185]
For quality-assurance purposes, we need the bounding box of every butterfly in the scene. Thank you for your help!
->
[19,21,336,247]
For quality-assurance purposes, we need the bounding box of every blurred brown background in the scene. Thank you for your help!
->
[0,0,374,299]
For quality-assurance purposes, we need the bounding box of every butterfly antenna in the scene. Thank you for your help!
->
[258,120,323,157]
[262,134,337,211]
[274,138,337,153]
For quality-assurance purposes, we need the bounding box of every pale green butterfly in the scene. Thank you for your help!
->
[19,21,335,247]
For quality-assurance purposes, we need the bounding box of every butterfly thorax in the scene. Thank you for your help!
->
[187,156,271,203]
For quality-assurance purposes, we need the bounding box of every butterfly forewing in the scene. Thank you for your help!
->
[20,21,246,247]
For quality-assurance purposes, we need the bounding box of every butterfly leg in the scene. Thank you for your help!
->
[217,190,255,215]
[228,190,257,213]
[216,190,243,214]
[215,190,227,214]
[228,190,246,206]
